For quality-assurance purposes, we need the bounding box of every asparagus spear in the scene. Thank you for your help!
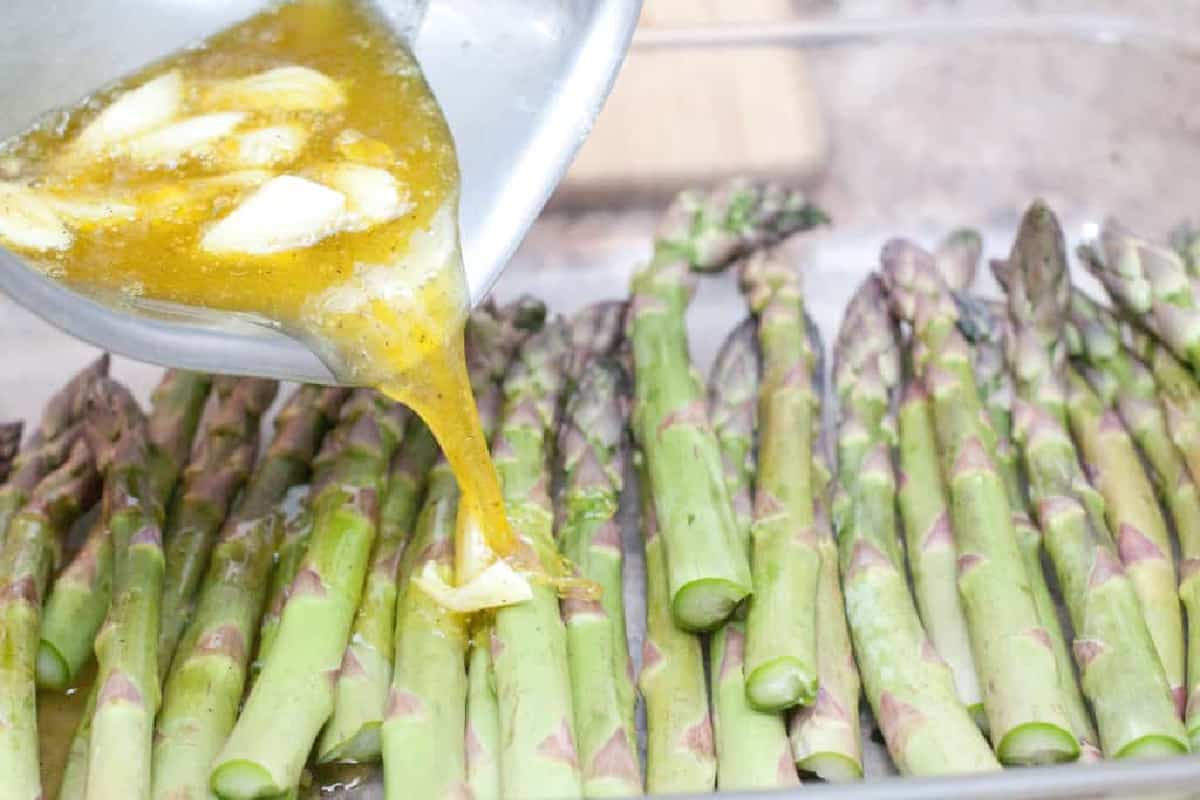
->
[158,377,277,678]
[1082,219,1200,376]
[559,358,641,797]
[318,417,439,763]
[630,182,824,631]
[252,488,313,673]
[152,384,345,800]
[26,354,110,448]
[968,300,1099,758]
[997,201,1187,757]
[733,248,820,711]
[466,632,502,800]
[81,376,170,800]
[0,355,107,549]
[789,311,863,781]
[834,274,998,776]
[0,437,98,800]
[383,301,542,800]
[488,318,587,799]
[895,370,982,720]
[883,239,1077,764]
[1065,368,1186,716]
[1066,292,1200,731]
[706,318,798,791]
[0,421,20,482]
[39,370,209,692]
[57,372,211,800]
[211,389,406,798]
[636,452,715,794]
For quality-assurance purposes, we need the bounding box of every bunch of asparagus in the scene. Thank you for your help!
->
[12,183,1200,800]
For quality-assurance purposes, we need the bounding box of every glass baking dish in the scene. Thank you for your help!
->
[5,2,1200,798]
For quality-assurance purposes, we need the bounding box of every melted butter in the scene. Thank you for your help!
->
[0,0,515,581]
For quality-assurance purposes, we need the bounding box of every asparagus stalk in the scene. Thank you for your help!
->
[383,301,541,800]
[57,373,211,800]
[789,310,863,781]
[211,389,406,798]
[883,240,1077,764]
[630,182,824,631]
[559,358,642,797]
[1065,369,1186,715]
[636,452,715,794]
[253,488,313,672]
[1083,220,1200,376]
[318,417,439,763]
[895,370,982,720]
[151,384,345,800]
[0,421,20,482]
[834,274,999,776]
[733,249,820,710]
[969,301,1099,757]
[891,232,981,721]
[466,633,502,800]
[1066,292,1200,734]
[706,318,798,791]
[0,437,98,800]
[997,201,1187,757]
[489,318,586,799]
[82,377,169,800]
[158,377,277,678]
[0,355,107,549]
[26,354,110,448]
[39,370,209,692]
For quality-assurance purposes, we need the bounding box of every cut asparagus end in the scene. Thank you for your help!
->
[995,722,1080,766]
[671,579,749,632]
[1115,734,1190,760]
[317,723,380,765]
[209,759,281,799]
[745,658,818,711]
[796,752,864,783]
[35,643,70,691]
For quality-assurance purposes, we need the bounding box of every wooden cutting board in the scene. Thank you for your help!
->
[554,0,829,206]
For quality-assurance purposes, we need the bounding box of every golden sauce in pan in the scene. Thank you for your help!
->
[0,0,517,595]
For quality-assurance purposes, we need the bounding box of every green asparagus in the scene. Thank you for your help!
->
[211,389,405,798]
[630,182,824,631]
[151,385,346,800]
[834,274,999,776]
[736,248,819,711]
[0,437,97,800]
[967,300,1099,758]
[789,311,864,781]
[383,301,542,800]
[559,359,641,797]
[883,239,1077,764]
[996,201,1187,757]
[707,317,798,791]
[318,417,439,763]
[1066,290,1200,735]
[466,633,502,800]
[896,374,982,720]
[158,377,277,678]
[82,377,169,800]
[490,318,585,798]
[1065,368,1186,717]
[40,370,208,693]
[1,355,107,550]
[636,452,715,794]
[1083,219,1200,376]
